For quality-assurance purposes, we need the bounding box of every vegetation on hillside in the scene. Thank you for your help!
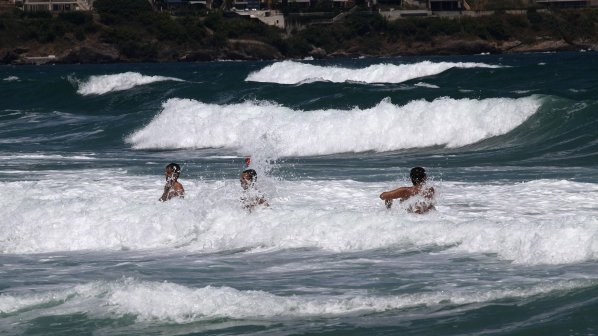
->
[0,0,597,63]
[293,8,598,55]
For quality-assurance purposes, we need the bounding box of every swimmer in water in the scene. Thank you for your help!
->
[159,163,184,202]
[240,168,268,211]
[379,167,435,214]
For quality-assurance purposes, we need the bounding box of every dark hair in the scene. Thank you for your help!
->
[242,168,257,182]
[166,163,181,177]
[166,163,181,172]
[410,167,427,185]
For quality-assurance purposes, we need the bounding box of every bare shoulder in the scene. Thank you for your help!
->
[172,182,185,197]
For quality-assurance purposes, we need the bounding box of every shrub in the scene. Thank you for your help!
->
[94,0,152,19]
[38,30,55,43]
[23,11,52,19]
[485,15,510,40]
[118,40,157,59]
[526,8,542,25]
[75,29,86,41]
[58,11,92,25]
[203,11,223,30]
[207,31,227,48]
[285,35,312,56]
[180,17,208,42]
[505,13,528,29]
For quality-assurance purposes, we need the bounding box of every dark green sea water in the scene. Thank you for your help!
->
[1,52,597,335]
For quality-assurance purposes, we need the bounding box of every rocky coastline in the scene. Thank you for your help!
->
[3,35,594,65]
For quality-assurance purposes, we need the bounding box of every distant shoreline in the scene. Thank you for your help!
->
[4,35,593,66]
[1,7,597,65]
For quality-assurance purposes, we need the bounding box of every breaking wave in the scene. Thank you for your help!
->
[126,96,540,156]
[246,60,503,85]
[75,72,184,95]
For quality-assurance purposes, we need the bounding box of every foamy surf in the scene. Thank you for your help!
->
[0,278,592,323]
[246,60,503,85]
[1,170,597,265]
[0,154,96,161]
[75,72,184,95]
[126,96,541,156]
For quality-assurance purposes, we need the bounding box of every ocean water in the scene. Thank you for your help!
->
[1,52,597,335]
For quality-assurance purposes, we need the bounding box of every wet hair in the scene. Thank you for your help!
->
[410,167,427,185]
[166,163,181,177]
[166,163,181,172]
[242,168,257,182]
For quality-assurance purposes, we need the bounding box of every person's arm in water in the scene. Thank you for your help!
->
[380,187,415,208]
[257,196,268,207]
[381,186,436,212]
[159,181,171,202]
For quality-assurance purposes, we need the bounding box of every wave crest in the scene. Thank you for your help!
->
[75,72,183,95]
[2,278,591,322]
[246,60,503,84]
[126,96,541,156]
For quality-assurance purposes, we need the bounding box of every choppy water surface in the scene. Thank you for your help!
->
[1,52,597,335]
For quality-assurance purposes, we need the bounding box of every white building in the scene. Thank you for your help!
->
[22,0,93,11]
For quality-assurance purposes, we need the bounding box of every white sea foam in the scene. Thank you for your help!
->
[1,169,597,265]
[105,279,591,321]
[414,82,440,89]
[0,154,96,161]
[246,60,503,85]
[3,76,19,81]
[126,96,541,156]
[0,278,592,322]
[76,72,184,95]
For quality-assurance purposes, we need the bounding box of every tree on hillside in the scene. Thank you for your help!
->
[93,0,153,18]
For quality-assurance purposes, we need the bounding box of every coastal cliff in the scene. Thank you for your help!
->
[1,5,597,65]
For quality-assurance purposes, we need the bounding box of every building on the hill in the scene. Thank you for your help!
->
[20,0,93,11]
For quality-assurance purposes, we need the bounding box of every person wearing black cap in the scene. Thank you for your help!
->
[159,163,185,202]
[379,167,435,214]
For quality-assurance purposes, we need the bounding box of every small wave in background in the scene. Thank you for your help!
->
[74,71,184,95]
[246,60,503,84]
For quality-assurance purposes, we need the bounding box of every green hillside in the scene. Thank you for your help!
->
[1,0,597,63]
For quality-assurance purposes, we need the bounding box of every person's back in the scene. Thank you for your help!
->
[379,167,435,214]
